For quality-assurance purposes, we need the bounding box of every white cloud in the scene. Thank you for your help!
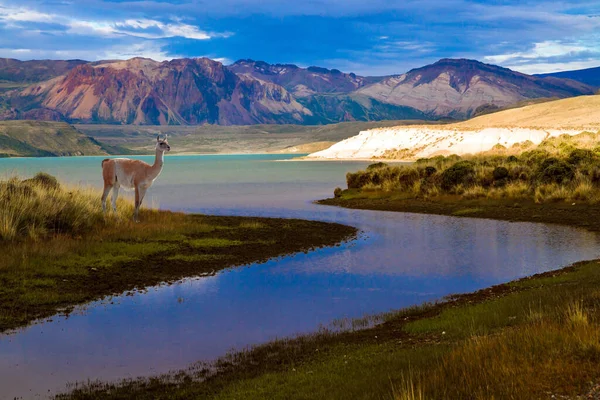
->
[113,19,212,40]
[0,41,179,61]
[212,57,233,65]
[484,41,590,64]
[0,5,222,41]
[507,59,600,75]
[0,6,54,24]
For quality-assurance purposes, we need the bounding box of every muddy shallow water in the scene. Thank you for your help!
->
[2,154,600,399]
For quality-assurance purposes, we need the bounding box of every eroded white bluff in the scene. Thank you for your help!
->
[307,127,582,160]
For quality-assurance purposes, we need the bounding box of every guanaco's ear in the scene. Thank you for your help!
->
[164,134,168,140]
[157,135,160,142]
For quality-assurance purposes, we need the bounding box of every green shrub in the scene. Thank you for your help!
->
[567,149,596,165]
[397,168,420,188]
[424,166,437,177]
[492,167,509,181]
[346,171,371,189]
[441,161,475,191]
[537,159,574,184]
[25,172,60,190]
[367,162,388,170]
[522,149,551,166]
[506,155,519,163]
[334,187,343,198]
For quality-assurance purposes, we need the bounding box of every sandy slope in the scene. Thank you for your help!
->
[308,95,600,160]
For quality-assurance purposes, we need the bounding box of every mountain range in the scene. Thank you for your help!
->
[0,57,597,126]
[535,66,600,88]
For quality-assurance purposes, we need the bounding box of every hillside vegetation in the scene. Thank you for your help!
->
[0,121,108,157]
[339,130,600,204]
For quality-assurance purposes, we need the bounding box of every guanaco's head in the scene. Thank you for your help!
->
[156,135,171,152]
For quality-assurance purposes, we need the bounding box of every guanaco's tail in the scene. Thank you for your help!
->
[101,158,110,167]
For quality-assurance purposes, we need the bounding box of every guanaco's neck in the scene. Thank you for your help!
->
[150,148,165,178]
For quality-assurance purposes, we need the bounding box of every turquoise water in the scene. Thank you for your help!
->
[1,154,600,399]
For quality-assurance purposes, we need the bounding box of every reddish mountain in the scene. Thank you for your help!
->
[10,58,311,125]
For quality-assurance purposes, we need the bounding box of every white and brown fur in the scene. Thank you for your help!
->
[101,135,170,221]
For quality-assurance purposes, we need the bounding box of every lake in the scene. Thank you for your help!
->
[2,154,600,399]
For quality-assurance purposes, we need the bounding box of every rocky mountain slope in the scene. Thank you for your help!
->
[536,66,600,89]
[356,59,595,119]
[307,95,600,160]
[6,58,311,125]
[229,59,383,97]
[0,57,596,125]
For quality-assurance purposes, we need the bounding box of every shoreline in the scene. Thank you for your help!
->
[317,194,600,232]
[0,213,357,334]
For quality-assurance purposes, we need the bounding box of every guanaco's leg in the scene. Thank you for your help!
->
[134,186,140,222]
[101,160,116,215]
[101,184,112,214]
[111,183,120,212]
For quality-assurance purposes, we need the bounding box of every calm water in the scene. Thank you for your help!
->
[2,154,600,399]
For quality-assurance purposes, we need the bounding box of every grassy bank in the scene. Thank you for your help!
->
[58,259,600,399]
[0,174,357,333]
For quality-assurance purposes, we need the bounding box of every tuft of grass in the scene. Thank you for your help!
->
[186,238,243,248]
[167,254,232,263]
[452,208,484,216]
[239,221,266,229]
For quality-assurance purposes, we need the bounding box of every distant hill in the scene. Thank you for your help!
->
[308,94,600,160]
[455,94,600,130]
[536,66,600,88]
[0,120,111,157]
[0,58,88,84]
[0,57,596,125]
[77,119,430,154]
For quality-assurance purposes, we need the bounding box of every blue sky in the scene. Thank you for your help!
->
[0,0,599,75]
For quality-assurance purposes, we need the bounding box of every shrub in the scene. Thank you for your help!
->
[492,167,509,181]
[506,155,519,163]
[333,187,343,198]
[397,168,420,188]
[424,166,437,177]
[522,149,551,166]
[367,162,388,170]
[347,171,371,189]
[537,159,574,184]
[441,161,475,191]
[25,172,60,190]
[567,149,596,165]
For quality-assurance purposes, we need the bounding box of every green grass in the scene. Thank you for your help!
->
[451,207,484,216]
[0,174,357,333]
[186,238,243,248]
